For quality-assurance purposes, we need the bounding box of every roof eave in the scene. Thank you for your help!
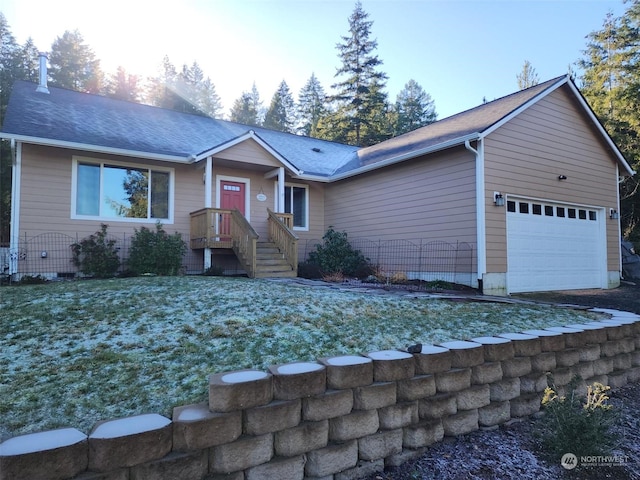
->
[0,132,192,163]
[326,133,481,182]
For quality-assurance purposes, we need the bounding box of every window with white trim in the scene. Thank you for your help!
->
[284,184,309,230]
[72,158,173,222]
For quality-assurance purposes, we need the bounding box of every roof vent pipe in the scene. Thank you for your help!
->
[36,52,50,94]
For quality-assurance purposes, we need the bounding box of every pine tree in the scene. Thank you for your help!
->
[297,73,327,136]
[264,80,296,133]
[325,1,389,146]
[578,4,640,240]
[229,91,260,126]
[48,30,102,93]
[106,66,141,102]
[393,79,437,135]
[516,60,540,89]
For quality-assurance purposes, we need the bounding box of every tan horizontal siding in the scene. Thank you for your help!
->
[325,147,477,247]
[18,144,202,242]
[216,139,281,168]
[484,86,621,272]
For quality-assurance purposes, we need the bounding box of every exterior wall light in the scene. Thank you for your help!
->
[610,209,619,220]
[493,192,505,206]
[558,175,567,180]
[40,250,48,258]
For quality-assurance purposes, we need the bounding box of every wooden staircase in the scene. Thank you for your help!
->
[254,241,297,278]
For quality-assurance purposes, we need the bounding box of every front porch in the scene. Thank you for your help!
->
[190,208,298,278]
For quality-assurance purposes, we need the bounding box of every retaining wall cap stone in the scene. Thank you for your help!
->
[439,340,484,349]
[219,370,269,383]
[521,329,563,337]
[174,403,217,422]
[90,414,171,439]
[419,345,449,354]
[274,362,324,374]
[471,337,512,345]
[324,356,372,366]
[565,323,606,330]
[602,318,637,325]
[545,326,584,333]
[0,428,86,455]
[498,333,539,340]
[591,308,639,318]
[367,350,413,360]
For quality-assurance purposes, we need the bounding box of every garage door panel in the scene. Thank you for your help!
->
[506,199,604,293]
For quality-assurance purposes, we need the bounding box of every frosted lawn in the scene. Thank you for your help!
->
[0,276,604,439]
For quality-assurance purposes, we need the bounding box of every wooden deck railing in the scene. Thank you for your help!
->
[230,209,259,278]
[267,208,298,272]
[189,208,234,249]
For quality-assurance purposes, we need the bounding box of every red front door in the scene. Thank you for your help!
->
[219,181,246,240]
[221,181,246,213]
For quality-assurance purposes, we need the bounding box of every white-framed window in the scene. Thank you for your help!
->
[71,157,174,223]
[280,183,309,230]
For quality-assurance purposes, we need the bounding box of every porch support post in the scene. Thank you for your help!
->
[204,156,213,270]
[9,140,21,276]
[278,167,285,213]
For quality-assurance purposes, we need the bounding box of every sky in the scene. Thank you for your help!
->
[1,0,629,119]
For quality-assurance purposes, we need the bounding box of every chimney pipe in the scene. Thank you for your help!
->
[36,52,49,94]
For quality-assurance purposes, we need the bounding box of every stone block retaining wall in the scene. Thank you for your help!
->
[1,310,640,480]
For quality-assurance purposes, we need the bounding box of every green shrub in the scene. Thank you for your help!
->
[538,376,618,461]
[71,224,120,278]
[307,227,370,277]
[127,223,186,276]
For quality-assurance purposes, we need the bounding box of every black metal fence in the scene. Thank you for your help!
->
[1,232,204,279]
[302,237,475,286]
[2,232,475,287]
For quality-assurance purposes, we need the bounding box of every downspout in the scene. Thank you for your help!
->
[465,138,486,293]
[9,140,21,276]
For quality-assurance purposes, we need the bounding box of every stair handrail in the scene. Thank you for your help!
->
[267,208,298,273]
[230,209,259,277]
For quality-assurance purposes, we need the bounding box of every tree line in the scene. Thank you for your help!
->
[0,3,437,145]
[3,1,640,243]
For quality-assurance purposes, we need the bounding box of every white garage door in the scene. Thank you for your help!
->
[506,198,606,293]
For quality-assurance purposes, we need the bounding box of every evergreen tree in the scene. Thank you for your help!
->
[106,66,141,102]
[297,73,327,136]
[264,80,296,132]
[393,79,437,135]
[516,60,540,89]
[48,30,102,93]
[229,91,260,126]
[325,1,389,146]
[0,14,39,244]
[578,6,640,240]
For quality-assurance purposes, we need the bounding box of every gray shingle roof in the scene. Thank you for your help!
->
[4,75,622,179]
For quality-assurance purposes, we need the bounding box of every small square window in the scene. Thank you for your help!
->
[589,211,597,221]
[568,208,576,218]
[507,201,516,212]
[519,202,529,214]
[579,209,587,220]
[545,206,554,216]
[532,204,542,215]
[557,207,565,217]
